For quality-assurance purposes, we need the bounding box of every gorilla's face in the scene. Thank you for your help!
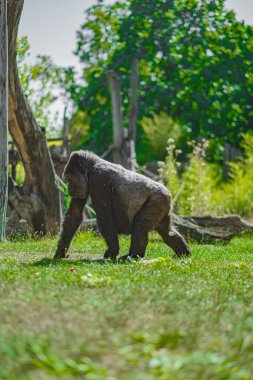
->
[64,170,88,199]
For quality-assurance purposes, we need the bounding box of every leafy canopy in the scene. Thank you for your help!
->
[68,0,253,162]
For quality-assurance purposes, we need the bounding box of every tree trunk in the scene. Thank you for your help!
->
[8,177,47,234]
[107,70,126,166]
[107,61,139,171]
[108,70,136,170]
[128,58,139,171]
[0,0,8,241]
[7,0,61,234]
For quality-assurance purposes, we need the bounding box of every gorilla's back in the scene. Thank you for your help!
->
[91,161,170,232]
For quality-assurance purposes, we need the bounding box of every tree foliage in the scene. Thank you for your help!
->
[68,0,253,162]
[17,37,71,135]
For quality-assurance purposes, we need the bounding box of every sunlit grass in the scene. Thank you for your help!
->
[1,231,253,379]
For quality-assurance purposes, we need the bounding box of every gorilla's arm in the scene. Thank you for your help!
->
[54,198,86,258]
[89,172,119,259]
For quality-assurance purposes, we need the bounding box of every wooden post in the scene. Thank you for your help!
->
[107,64,139,171]
[128,58,139,171]
[0,0,8,241]
[129,58,139,144]
[62,105,69,156]
[107,70,125,166]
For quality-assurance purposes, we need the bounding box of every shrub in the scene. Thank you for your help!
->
[178,140,221,216]
[141,113,181,160]
[160,134,253,217]
[220,134,253,216]
[158,138,181,203]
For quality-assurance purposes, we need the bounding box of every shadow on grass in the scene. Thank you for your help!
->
[25,253,187,268]
[27,256,135,268]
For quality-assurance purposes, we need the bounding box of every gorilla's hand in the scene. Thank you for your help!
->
[53,247,67,259]
[104,249,118,260]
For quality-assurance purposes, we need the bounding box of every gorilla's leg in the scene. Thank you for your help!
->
[156,216,191,257]
[97,214,119,259]
[54,198,86,259]
[128,195,168,259]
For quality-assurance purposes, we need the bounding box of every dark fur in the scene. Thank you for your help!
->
[54,151,191,259]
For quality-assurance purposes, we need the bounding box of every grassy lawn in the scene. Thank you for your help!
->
[1,231,253,380]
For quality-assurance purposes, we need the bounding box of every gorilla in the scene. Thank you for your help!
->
[54,151,191,259]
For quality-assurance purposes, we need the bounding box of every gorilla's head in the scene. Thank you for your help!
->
[63,151,89,199]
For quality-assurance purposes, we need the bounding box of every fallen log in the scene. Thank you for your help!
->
[81,214,253,243]
[173,214,253,242]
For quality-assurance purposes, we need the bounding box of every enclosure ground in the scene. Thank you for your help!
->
[0,231,253,379]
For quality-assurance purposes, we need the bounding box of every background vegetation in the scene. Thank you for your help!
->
[160,133,253,217]
[15,0,253,218]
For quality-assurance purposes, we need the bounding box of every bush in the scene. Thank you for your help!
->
[158,138,181,202]
[178,142,221,216]
[141,113,181,160]
[160,139,221,215]
[160,135,253,217]
[220,134,253,216]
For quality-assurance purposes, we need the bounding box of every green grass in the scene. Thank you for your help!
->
[1,231,253,380]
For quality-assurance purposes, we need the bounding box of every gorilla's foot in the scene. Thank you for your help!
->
[103,249,118,260]
[53,249,67,259]
[119,253,143,261]
[119,254,131,261]
[173,249,192,259]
